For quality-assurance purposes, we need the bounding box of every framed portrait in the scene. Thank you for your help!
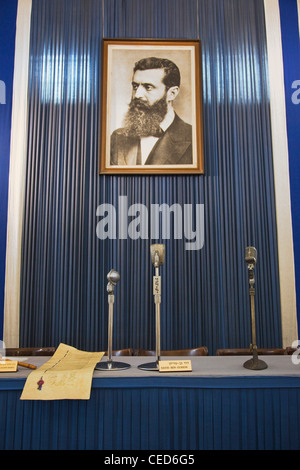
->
[99,39,204,174]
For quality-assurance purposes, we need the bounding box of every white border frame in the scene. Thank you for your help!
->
[4,0,32,347]
[264,0,298,346]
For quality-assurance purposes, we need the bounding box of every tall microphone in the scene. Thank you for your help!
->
[138,244,165,371]
[95,269,130,371]
[243,247,268,371]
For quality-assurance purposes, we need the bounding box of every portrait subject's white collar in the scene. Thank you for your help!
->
[159,108,175,132]
[140,108,175,165]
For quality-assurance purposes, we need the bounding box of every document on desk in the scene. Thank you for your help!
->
[20,343,104,400]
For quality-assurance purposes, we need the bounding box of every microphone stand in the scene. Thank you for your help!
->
[138,244,165,371]
[243,248,268,371]
[95,270,131,371]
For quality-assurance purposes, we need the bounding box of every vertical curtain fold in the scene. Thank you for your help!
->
[20,0,281,354]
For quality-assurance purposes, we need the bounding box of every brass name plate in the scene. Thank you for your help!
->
[158,360,192,373]
[0,360,18,372]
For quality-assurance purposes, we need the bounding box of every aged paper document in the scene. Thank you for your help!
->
[20,343,104,400]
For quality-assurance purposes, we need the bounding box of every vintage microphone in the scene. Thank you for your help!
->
[243,247,268,370]
[95,269,131,371]
[138,244,165,371]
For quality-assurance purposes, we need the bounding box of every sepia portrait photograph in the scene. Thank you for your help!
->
[99,39,204,174]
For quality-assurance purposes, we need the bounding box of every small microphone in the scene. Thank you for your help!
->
[96,269,131,370]
[150,244,165,267]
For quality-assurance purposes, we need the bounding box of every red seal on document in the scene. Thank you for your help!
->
[37,377,44,390]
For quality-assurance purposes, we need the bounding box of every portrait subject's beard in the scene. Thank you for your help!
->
[121,96,168,137]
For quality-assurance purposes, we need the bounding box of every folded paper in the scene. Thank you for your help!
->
[20,343,104,400]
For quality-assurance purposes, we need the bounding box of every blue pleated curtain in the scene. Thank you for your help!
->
[20,0,282,354]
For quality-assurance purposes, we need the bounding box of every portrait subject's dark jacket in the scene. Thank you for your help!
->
[110,113,193,166]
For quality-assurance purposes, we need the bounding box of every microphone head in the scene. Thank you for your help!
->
[245,247,257,266]
[150,244,165,267]
[107,269,120,285]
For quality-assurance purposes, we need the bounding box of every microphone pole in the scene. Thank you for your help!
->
[95,269,131,371]
[243,247,268,370]
[138,244,165,371]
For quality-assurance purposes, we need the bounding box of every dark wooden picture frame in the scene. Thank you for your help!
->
[99,39,204,174]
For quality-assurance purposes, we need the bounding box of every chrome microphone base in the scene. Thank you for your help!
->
[95,360,131,371]
[138,361,159,371]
